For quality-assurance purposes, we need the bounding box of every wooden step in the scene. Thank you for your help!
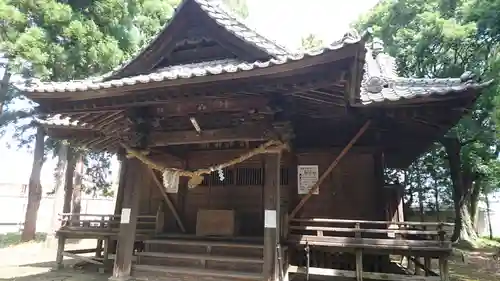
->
[137,251,263,263]
[144,239,264,249]
[133,264,262,280]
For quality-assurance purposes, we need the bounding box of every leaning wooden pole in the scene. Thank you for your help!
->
[289,120,371,220]
[149,168,186,233]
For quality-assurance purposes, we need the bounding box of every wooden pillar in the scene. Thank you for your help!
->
[109,153,128,254]
[55,235,65,269]
[439,256,449,281]
[355,222,363,281]
[62,148,76,215]
[374,150,386,220]
[110,159,142,281]
[263,153,281,281]
[113,152,128,218]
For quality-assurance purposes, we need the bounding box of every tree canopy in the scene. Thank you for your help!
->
[0,0,182,241]
[357,0,500,243]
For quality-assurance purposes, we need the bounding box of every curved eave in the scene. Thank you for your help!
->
[356,79,493,107]
[18,39,365,103]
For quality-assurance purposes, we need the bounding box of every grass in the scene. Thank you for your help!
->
[0,232,47,248]
[481,236,500,244]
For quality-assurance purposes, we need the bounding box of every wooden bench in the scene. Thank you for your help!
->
[287,218,453,281]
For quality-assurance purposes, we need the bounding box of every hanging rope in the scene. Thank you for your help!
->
[121,140,288,189]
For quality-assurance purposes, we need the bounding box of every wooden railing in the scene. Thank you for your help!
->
[58,212,164,234]
[289,218,452,242]
[287,218,455,281]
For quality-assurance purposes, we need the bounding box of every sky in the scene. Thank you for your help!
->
[0,0,380,186]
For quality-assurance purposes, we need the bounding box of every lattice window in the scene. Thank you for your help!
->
[236,167,263,186]
[199,167,289,186]
[280,167,289,185]
[200,168,234,186]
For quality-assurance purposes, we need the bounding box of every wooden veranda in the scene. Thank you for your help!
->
[15,0,492,280]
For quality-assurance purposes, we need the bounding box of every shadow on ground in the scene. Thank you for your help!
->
[0,260,110,281]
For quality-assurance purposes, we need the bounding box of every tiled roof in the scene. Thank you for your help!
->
[13,31,491,105]
[195,0,290,57]
[85,0,290,82]
[15,32,362,93]
[359,45,492,105]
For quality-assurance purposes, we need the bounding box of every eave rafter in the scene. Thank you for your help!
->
[43,66,350,114]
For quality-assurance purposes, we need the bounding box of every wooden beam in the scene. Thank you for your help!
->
[167,44,236,65]
[289,120,371,219]
[150,123,273,146]
[148,168,186,233]
[52,96,270,116]
[263,153,281,281]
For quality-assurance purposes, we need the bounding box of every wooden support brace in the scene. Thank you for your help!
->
[410,257,439,276]
[149,168,186,233]
[289,120,371,219]
[63,251,104,266]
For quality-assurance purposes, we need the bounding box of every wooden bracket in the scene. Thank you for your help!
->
[289,120,372,219]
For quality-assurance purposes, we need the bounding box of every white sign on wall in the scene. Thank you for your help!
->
[264,209,277,228]
[120,208,131,224]
[298,165,319,195]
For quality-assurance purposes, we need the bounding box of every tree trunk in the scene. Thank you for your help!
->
[469,180,481,228]
[404,169,413,216]
[71,153,84,224]
[0,63,11,116]
[417,162,425,222]
[441,137,478,244]
[62,148,76,214]
[485,193,493,240]
[21,126,45,242]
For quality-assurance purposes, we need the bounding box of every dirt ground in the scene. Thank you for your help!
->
[449,248,500,281]
[0,239,499,281]
[0,239,109,281]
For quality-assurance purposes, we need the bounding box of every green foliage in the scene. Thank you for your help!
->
[0,0,181,194]
[83,151,114,197]
[300,34,324,52]
[0,0,179,80]
[0,232,46,248]
[357,0,500,209]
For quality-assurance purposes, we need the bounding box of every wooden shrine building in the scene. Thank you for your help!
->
[16,0,492,280]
